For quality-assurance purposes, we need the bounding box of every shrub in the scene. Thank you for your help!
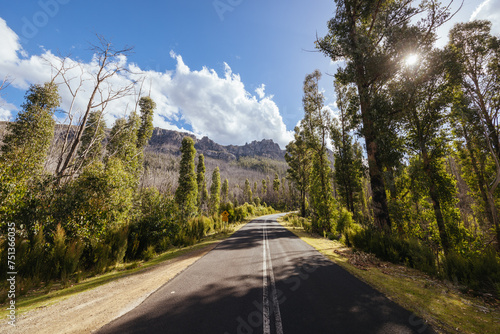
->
[349,227,438,275]
[142,245,156,261]
[335,208,353,234]
[443,249,500,294]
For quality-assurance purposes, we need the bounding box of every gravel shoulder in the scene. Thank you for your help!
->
[1,242,221,334]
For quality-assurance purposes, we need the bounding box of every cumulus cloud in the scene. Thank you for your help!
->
[471,0,500,34]
[0,17,293,147]
[0,97,16,121]
[255,84,266,99]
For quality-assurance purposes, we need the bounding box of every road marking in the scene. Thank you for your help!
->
[263,221,271,334]
[263,220,284,334]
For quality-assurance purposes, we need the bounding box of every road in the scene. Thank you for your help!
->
[98,213,434,334]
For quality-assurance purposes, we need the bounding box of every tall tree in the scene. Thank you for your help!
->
[136,96,156,150]
[210,167,221,216]
[316,0,453,229]
[77,110,106,169]
[261,179,267,197]
[221,178,229,204]
[301,70,335,233]
[394,46,457,253]
[197,154,209,213]
[244,178,253,203]
[448,20,500,249]
[55,36,134,182]
[106,113,141,180]
[175,137,198,220]
[285,126,311,217]
[331,79,364,216]
[0,82,59,219]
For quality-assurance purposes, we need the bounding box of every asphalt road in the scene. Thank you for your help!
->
[98,213,435,334]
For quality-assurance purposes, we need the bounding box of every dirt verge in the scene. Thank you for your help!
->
[1,243,219,334]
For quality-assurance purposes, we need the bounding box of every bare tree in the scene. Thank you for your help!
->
[52,35,136,182]
[0,77,11,93]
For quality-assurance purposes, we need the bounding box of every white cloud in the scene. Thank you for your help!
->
[0,18,22,65]
[0,17,293,147]
[255,84,266,99]
[0,96,17,121]
[470,0,500,35]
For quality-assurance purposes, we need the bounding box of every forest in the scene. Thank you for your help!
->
[1,0,500,304]
[0,39,290,297]
[285,0,500,296]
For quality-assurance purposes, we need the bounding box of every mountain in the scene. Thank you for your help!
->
[0,121,286,161]
[148,128,286,161]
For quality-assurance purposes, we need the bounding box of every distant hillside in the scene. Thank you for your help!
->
[0,121,286,161]
[148,128,286,161]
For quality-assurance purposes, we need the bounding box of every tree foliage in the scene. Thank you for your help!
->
[175,137,198,221]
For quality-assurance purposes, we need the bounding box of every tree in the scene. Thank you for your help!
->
[106,113,141,180]
[175,137,198,220]
[196,154,209,214]
[331,80,364,216]
[55,36,135,182]
[210,167,221,216]
[394,47,457,253]
[316,0,453,229]
[448,20,500,250]
[273,173,280,193]
[261,179,267,197]
[285,126,311,217]
[244,178,253,203]
[136,96,156,150]
[0,82,59,219]
[221,178,229,204]
[301,70,335,233]
[76,110,106,169]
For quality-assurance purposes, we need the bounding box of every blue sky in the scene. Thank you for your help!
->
[0,0,498,147]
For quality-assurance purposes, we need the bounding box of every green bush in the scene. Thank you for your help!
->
[142,245,156,261]
[349,227,438,275]
[335,208,354,234]
[443,249,500,294]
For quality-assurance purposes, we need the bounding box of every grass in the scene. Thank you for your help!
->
[0,222,247,319]
[278,217,500,334]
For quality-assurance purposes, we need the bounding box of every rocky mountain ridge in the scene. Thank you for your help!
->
[0,122,286,161]
[148,128,285,161]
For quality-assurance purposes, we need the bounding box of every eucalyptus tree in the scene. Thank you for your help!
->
[55,36,135,182]
[76,110,106,169]
[331,80,363,216]
[316,0,455,230]
[106,113,141,180]
[285,126,312,217]
[244,178,252,203]
[448,20,500,248]
[393,45,457,253]
[221,178,229,204]
[0,82,59,221]
[196,154,209,213]
[210,167,221,216]
[136,96,156,150]
[301,70,335,233]
[175,137,198,221]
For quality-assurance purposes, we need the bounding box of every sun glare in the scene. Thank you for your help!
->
[405,54,419,66]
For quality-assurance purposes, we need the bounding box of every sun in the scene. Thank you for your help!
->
[405,54,419,66]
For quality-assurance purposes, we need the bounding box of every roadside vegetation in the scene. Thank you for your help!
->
[284,0,500,307]
[280,213,500,334]
[0,41,283,303]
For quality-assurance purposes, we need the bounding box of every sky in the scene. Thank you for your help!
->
[0,0,499,148]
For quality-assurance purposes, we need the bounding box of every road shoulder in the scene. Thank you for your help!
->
[278,218,500,334]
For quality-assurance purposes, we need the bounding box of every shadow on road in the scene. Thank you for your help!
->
[97,219,435,334]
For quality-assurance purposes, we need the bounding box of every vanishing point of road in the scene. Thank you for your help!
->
[98,213,434,334]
